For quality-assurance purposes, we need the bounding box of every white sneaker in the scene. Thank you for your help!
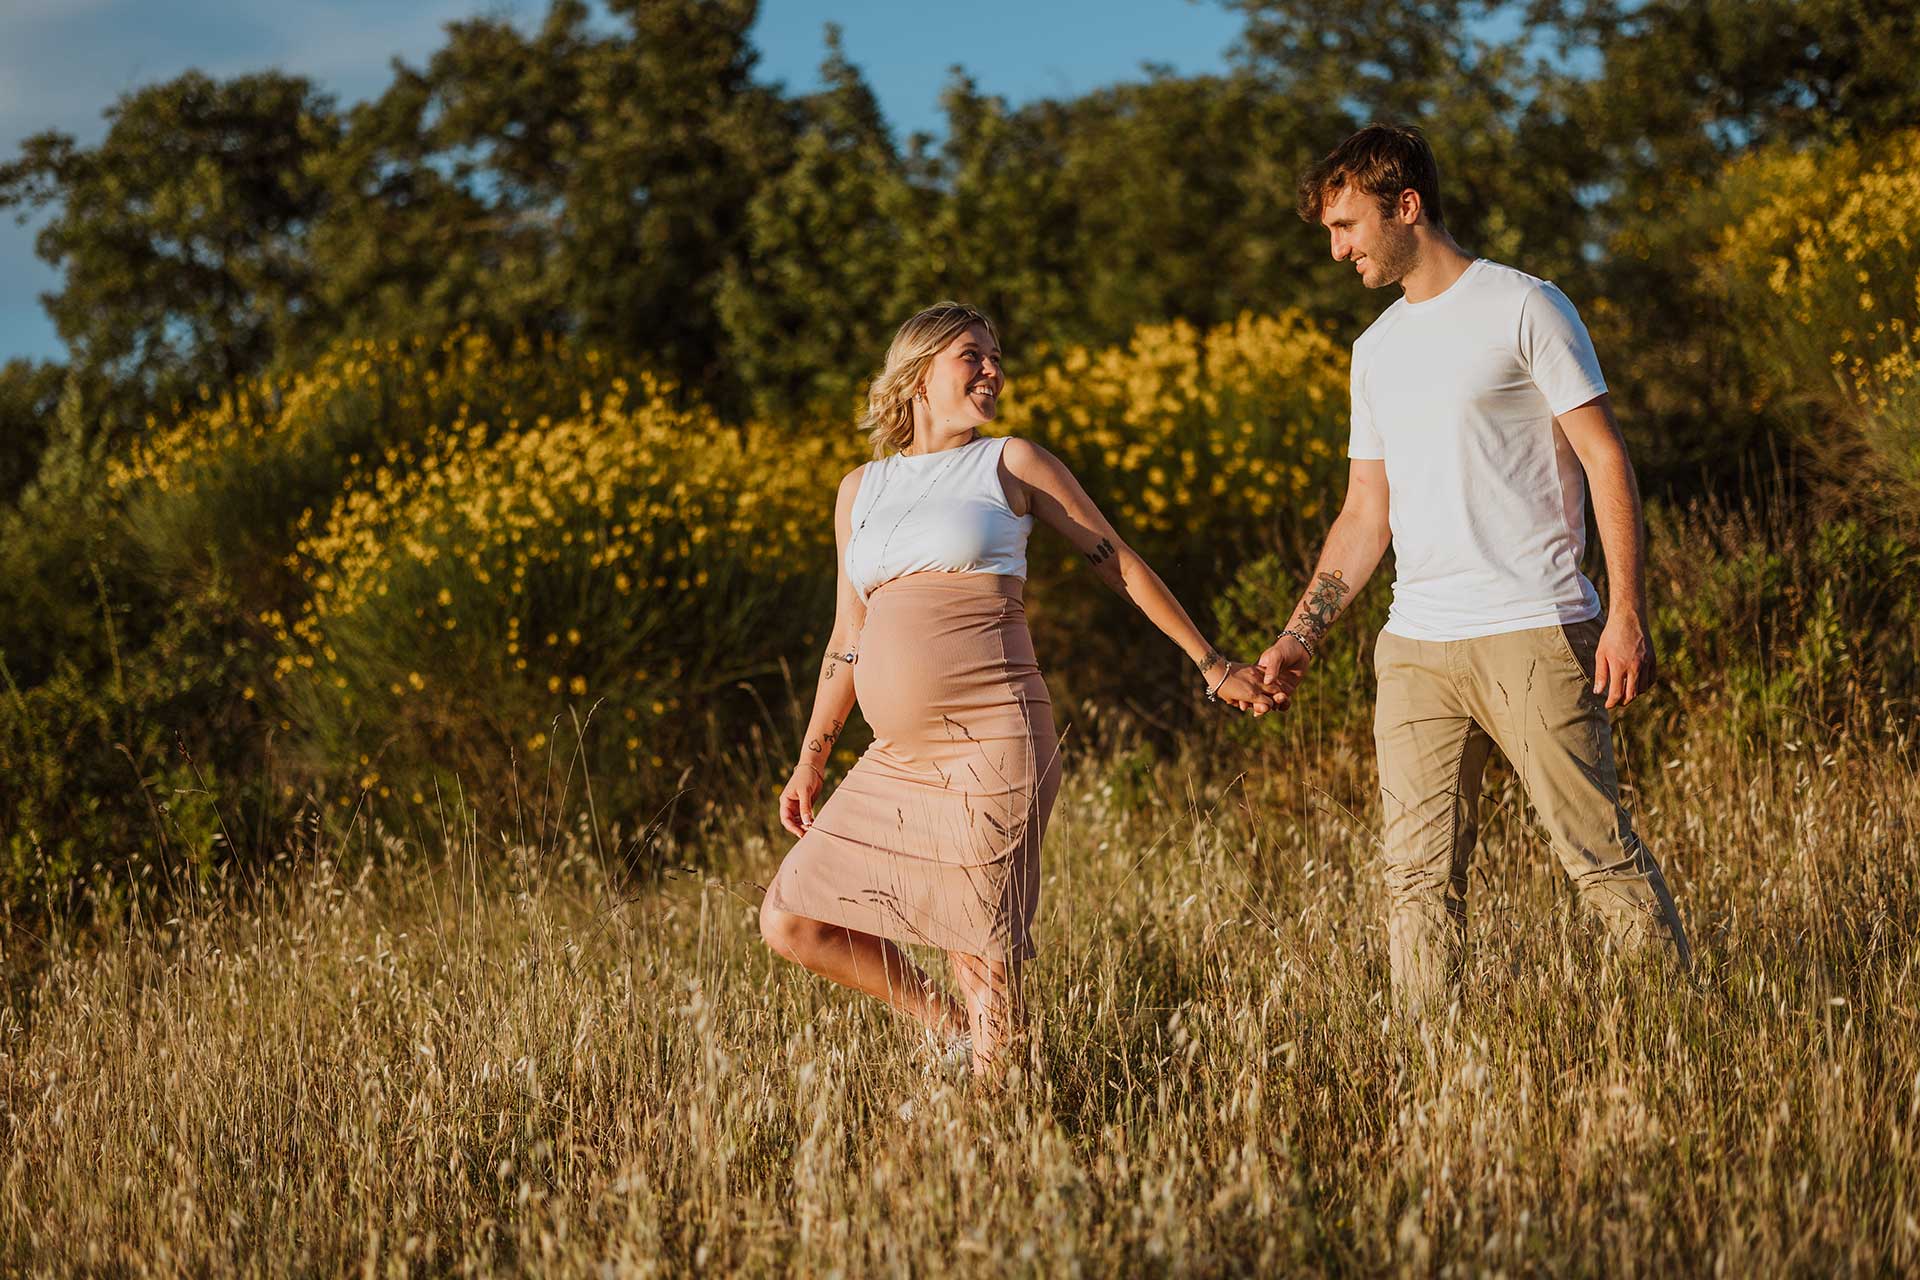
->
[941,1033,974,1074]
[921,1028,973,1076]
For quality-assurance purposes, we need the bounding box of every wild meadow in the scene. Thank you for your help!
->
[4,3,1920,1273]
[4,566,1918,1273]
[6,461,1919,1273]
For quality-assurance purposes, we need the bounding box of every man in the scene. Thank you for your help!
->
[1260,124,1691,1012]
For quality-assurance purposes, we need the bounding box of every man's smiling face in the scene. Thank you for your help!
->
[1321,184,1418,290]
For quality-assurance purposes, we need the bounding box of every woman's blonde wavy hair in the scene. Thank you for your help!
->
[860,302,999,458]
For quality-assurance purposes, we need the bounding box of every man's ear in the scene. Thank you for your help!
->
[1397,188,1423,226]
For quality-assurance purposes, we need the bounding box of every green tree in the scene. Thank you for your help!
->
[966,71,1353,351]
[0,359,64,507]
[569,0,785,400]
[1552,0,1920,177]
[1227,0,1600,298]
[716,28,921,418]
[309,0,784,408]
[0,72,339,428]
[303,44,557,353]
[1539,0,1920,487]
[1221,0,1920,488]
[905,74,1079,358]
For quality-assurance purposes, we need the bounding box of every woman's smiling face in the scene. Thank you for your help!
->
[920,323,1005,428]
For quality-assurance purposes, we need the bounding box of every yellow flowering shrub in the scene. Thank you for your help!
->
[110,331,619,500]
[107,330,624,606]
[1712,130,1920,513]
[102,307,1348,822]
[997,309,1349,708]
[278,376,856,806]
[1001,309,1345,546]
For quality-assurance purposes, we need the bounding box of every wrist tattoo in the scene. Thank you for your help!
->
[1196,648,1226,676]
[1295,570,1349,643]
[1085,537,1116,568]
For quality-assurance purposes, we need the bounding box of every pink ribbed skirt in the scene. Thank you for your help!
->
[765,573,1061,960]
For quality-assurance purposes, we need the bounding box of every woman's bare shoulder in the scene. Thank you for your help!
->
[999,435,1045,465]
[836,461,870,497]
[999,436,1065,478]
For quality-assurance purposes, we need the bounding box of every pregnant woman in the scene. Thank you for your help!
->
[759,301,1276,1078]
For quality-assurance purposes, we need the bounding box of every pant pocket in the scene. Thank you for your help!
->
[1552,618,1603,685]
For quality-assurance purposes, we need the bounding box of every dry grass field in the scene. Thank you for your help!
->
[5,700,1918,1277]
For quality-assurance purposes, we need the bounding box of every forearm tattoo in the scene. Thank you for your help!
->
[805,718,844,758]
[1293,570,1350,644]
[1196,648,1226,676]
[1084,537,1117,568]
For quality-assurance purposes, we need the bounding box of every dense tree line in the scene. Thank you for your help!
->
[2,0,1909,466]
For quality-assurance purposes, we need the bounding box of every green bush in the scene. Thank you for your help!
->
[1709,131,1920,525]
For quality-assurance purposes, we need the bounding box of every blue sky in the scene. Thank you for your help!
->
[0,0,1245,364]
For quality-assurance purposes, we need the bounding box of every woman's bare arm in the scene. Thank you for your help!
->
[1001,438,1275,710]
[780,467,867,834]
[798,467,866,775]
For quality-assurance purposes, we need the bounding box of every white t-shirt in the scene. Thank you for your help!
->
[1349,258,1608,641]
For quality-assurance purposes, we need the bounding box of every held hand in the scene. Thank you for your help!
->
[1594,614,1656,708]
[778,763,825,837]
[1256,633,1313,698]
[1213,662,1284,715]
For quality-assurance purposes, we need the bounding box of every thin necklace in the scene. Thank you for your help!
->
[850,432,981,579]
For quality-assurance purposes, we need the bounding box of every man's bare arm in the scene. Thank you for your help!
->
[1258,458,1392,688]
[1556,393,1653,708]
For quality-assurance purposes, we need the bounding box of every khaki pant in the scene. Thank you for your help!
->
[1373,619,1691,1011]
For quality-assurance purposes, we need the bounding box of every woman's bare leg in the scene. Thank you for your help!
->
[949,950,1024,1078]
[760,901,966,1036]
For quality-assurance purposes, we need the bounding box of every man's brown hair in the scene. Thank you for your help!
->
[1296,124,1446,229]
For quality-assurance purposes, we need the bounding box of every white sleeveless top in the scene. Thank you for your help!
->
[844,435,1032,601]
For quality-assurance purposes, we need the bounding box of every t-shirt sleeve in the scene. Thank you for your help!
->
[1519,282,1608,416]
[1347,346,1385,460]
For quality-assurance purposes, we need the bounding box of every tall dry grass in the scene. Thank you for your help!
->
[4,688,1918,1275]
